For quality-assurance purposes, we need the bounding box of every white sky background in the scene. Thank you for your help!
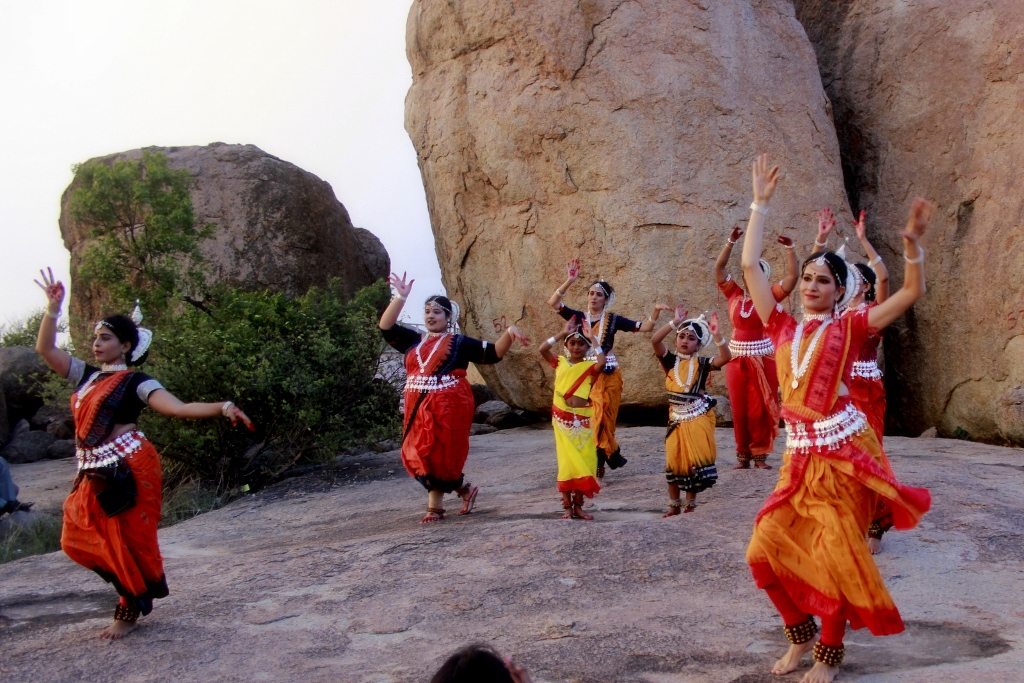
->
[0,0,441,325]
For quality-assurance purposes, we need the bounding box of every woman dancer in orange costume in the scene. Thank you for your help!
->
[739,156,932,683]
[549,261,671,478]
[33,269,255,640]
[380,272,529,523]
[715,227,797,469]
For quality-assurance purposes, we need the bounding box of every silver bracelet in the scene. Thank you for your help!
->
[814,238,827,248]
[715,337,727,347]
[669,320,680,331]
[783,244,795,250]
[45,310,61,319]
[393,294,407,302]
[727,239,737,245]
[546,336,558,346]
[221,401,235,417]
[869,256,882,267]
[750,202,768,216]
[904,247,925,264]
[553,289,565,298]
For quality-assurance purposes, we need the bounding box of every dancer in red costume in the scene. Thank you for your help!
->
[379,272,529,523]
[741,155,932,683]
[714,226,797,469]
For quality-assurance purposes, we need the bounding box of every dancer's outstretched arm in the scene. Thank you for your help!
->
[539,317,576,366]
[147,390,254,429]
[651,306,688,357]
[33,268,72,377]
[855,211,890,303]
[867,199,931,330]
[639,303,673,333]
[379,272,413,329]
[493,325,531,358]
[740,154,781,324]
[778,236,798,294]
[715,227,742,285]
[547,259,580,311]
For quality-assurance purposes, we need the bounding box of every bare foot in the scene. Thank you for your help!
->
[663,507,681,518]
[733,462,751,470]
[754,461,773,469]
[99,619,138,640]
[571,505,594,521]
[800,661,838,682]
[683,503,697,514]
[421,510,443,523]
[458,485,479,515]
[868,537,882,554]
[772,639,817,675]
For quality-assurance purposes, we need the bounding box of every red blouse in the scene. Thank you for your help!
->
[719,277,788,342]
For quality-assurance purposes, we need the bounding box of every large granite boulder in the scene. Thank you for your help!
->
[793,0,1024,443]
[1,429,57,465]
[406,0,853,410]
[0,347,49,427]
[60,143,390,346]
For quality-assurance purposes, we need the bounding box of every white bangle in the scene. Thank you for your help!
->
[554,289,565,298]
[750,202,768,216]
[393,294,407,302]
[546,337,558,346]
[869,256,882,267]
[715,337,727,347]
[814,238,827,248]
[221,401,235,417]
[904,247,924,264]
[727,239,738,245]
[45,310,61,319]
[782,243,795,250]
[669,320,680,331]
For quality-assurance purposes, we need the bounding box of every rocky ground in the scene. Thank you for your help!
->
[2,427,1023,683]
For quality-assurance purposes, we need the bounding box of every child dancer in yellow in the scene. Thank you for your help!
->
[651,308,731,516]
[539,316,606,520]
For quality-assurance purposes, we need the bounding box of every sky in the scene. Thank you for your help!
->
[0,0,441,326]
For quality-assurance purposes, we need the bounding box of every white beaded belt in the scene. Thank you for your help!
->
[76,430,145,471]
[404,373,460,393]
[784,404,867,453]
[669,396,712,423]
[851,360,882,380]
[728,338,774,357]
[586,349,618,370]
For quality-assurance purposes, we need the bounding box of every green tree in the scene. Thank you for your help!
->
[69,150,214,324]
[1,309,69,349]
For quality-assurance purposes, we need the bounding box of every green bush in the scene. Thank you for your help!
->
[1,309,68,348]
[139,279,401,491]
[0,514,63,564]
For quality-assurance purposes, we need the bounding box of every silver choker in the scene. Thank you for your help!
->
[101,363,128,372]
[801,312,834,323]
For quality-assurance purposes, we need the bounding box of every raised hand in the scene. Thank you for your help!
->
[752,154,781,203]
[673,305,689,325]
[563,316,579,336]
[901,198,932,249]
[506,324,531,347]
[567,259,581,282]
[854,210,868,241]
[653,303,673,313]
[388,271,414,299]
[816,207,836,244]
[708,311,720,335]
[776,234,794,248]
[227,405,256,431]
[580,317,595,342]
[729,225,744,243]
[33,267,65,310]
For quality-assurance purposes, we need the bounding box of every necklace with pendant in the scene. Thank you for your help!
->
[673,354,696,391]
[415,333,448,373]
[790,316,832,390]
[739,296,755,319]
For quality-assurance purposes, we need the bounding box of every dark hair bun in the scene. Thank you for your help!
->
[98,314,145,366]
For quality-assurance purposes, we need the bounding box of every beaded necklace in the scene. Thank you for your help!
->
[586,308,608,350]
[415,333,449,373]
[790,314,833,390]
[738,295,755,319]
[673,354,696,391]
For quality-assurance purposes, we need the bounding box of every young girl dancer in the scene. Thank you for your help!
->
[714,227,797,469]
[33,269,255,640]
[379,273,529,523]
[651,308,731,516]
[740,155,932,683]
[539,316,605,520]
[549,260,671,477]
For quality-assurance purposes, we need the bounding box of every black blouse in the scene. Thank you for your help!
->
[381,325,501,374]
[67,358,164,425]
[558,304,641,355]
[658,353,717,397]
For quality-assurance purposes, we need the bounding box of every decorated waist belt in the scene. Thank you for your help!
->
[76,430,145,471]
[851,360,882,380]
[728,337,774,357]
[668,393,714,423]
[405,373,460,393]
[585,349,618,371]
[784,404,868,453]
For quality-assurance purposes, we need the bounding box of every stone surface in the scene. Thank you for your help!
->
[470,382,498,408]
[59,143,390,346]
[792,0,1024,443]
[0,388,8,447]
[30,402,74,441]
[0,346,49,426]
[3,428,1024,681]
[405,0,853,411]
[0,430,57,465]
[711,394,733,428]
[44,440,75,461]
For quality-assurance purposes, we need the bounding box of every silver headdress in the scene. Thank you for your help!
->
[677,314,712,350]
[759,259,772,281]
[835,244,860,311]
[130,300,153,362]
